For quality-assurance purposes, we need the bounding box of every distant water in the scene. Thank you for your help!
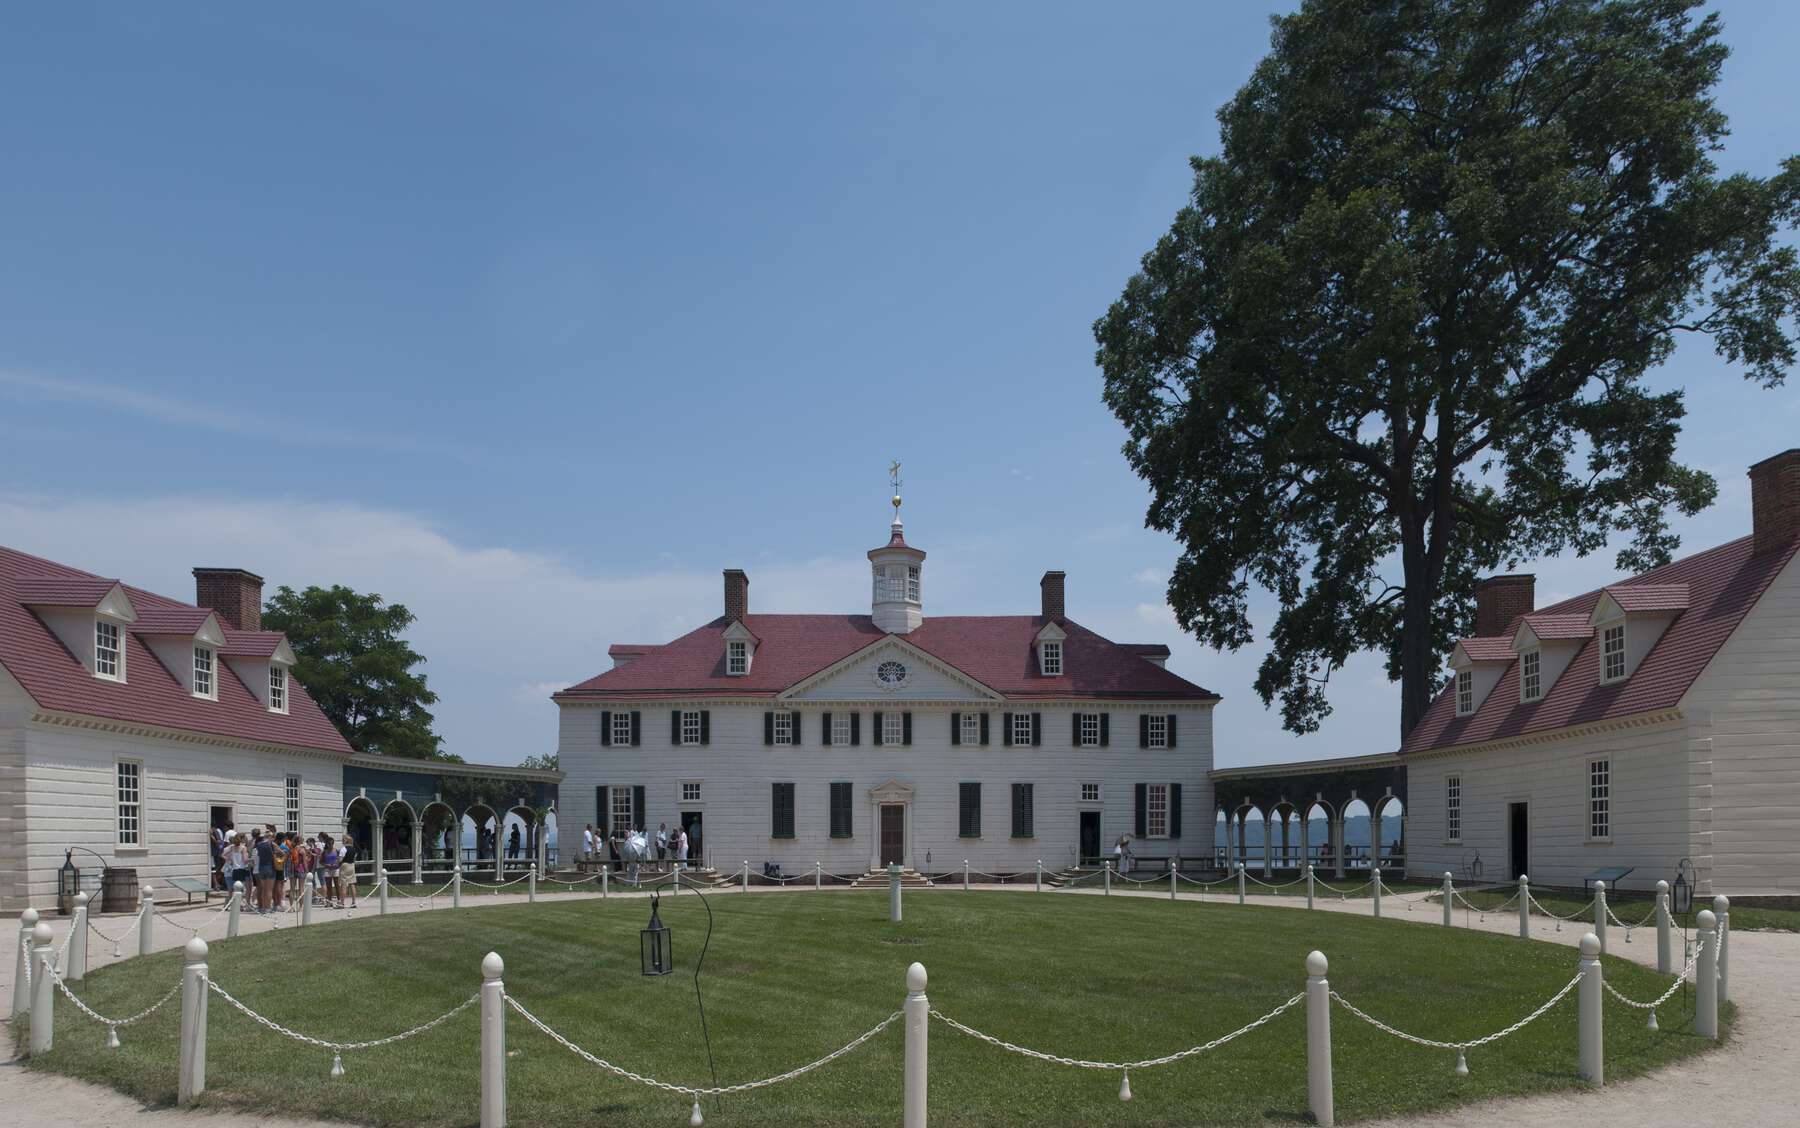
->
[1216,815,1391,849]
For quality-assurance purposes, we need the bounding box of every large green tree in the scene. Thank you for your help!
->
[262,585,451,760]
[1096,0,1799,740]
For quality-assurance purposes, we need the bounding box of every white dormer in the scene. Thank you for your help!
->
[1035,620,1067,677]
[222,633,298,712]
[1588,586,1686,685]
[723,619,758,676]
[19,578,138,682]
[1448,637,1511,716]
[1511,614,1589,702]
[134,609,227,699]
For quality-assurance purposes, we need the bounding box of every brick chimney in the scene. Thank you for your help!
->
[193,567,265,631]
[723,569,749,621]
[1473,574,1534,638]
[1750,449,1800,555]
[1040,570,1066,619]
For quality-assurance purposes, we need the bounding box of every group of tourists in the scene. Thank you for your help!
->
[581,820,696,870]
[212,824,361,913]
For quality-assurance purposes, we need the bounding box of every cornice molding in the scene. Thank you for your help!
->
[1405,708,1684,762]
[29,708,353,763]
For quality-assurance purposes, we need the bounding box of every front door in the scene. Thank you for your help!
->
[879,804,905,866]
[1079,811,1101,866]
[1509,802,1529,880]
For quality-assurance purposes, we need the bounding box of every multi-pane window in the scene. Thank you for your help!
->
[832,713,852,746]
[611,712,634,747]
[1589,759,1611,839]
[1455,669,1473,715]
[906,565,920,602]
[1078,713,1100,747]
[1446,776,1462,842]
[613,787,636,834]
[193,645,215,698]
[727,640,748,676]
[681,781,702,803]
[1011,783,1035,838]
[960,712,981,746]
[116,761,141,845]
[1040,641,1062,676]
[1011,713,1034,746]
[1145,714,1168,749]
[269,665,288,712]
[1601,624,1626,683]
[285,774,301,834]
[1520,650,1542,702]
[958,782,981,838]
[1080,782,1101,803]
[875,566,906,602]
[773,711,795,746]
[881,712,903,746]
[95,619,122,679]
[1147,783,1170,838]
[682,710,704,746]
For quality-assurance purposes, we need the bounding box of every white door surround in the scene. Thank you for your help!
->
[868,778,916,870]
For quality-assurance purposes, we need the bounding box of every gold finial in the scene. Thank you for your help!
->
[889,460,903,513]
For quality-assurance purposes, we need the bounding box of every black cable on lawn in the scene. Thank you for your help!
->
[680,874,722,1109]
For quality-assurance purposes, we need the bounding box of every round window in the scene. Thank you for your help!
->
[875,660,908,687]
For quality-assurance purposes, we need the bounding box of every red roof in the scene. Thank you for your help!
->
[1,544,352,755]
[1602,583,1690,613]
[219,630,288,658]
[1455,637,1516,662]
[1403,534,1800,755]
[557,615,1216,701]
[15,575,122,608]
[130,606,215,635]
[1519,613,1594,642]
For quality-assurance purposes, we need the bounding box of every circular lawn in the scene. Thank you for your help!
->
[27,891,1726,1126]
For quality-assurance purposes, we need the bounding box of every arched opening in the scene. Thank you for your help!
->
[1234,802,1264,874]
[344,797,378,883]
[420,802,455,875]
[540,807,559,870]
[1271,801,1300,870]
[1342,798,1372,870]
[1372,794,1405,873]
[1304,800,1335,873]
[503,805,539,871]
[380,800,416,872]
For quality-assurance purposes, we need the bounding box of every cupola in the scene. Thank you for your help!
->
[868,478,924,635]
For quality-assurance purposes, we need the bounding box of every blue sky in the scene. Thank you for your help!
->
[3,2,1797,768]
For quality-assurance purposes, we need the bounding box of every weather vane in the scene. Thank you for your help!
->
[889,460,903,515]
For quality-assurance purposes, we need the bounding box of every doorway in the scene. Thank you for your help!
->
[210,806,233,890]
[1079,811,1101,866]
[1509,802,1529,880]
[681,811,702,866]
[879,804,905,866]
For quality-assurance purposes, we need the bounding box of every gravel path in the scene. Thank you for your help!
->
[2,880,1791,1126]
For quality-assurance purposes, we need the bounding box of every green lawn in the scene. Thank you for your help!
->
[26,892,1727,1127]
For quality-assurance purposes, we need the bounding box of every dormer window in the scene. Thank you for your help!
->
[193,646,216,699]
[1519,648,1542,702]
[727,640,749,676]
[1600,623,1626,684]
[268,665,288,713]
[1039,640,1063,676]
[906,565,920,602]
[1455,669,1474,716]
[94,619,123,681]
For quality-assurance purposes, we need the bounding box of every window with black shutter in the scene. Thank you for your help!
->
[600,711,612,747]
[958,782,981,838]
[829,781,852,838]
[771,782,796,839]
[595,785,608,835]
[1002,712,1013,747]
[629,711,641,746]
[1169,782,1183,838]
[1100,713,1110,746]
[872,711,885,746]
[979,712,990,745]
[671,710,682,745]
[821,711,833,746]
[1167,714,1178,747]
[701,710,711,745]
[764,711,774,745]
[950,712,961,746]
[1011,783,1034,838]
[632,785,646,829]
[902,712,912,745]
[851,712,861,745]
[1135,783,1148,837]
[1031,712,1042,746]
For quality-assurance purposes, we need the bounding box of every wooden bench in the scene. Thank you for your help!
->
[164,876,218,905]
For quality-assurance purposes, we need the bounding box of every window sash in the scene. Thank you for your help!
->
[1080,782,1101,803]
[682,710,703,746]
[1078,713,1100,747]
[95,620,121,678]
[1589,760,1611,839]
[1040,641,1062,675]
[832,714,851,745]
[1602,625,1626,682]
[1147,783,1169,838]
[773,711,795,746]
[1445,776,1461,841]
[612,787,636,833]
[681,782,702,803]
[1011,713,1034,746]
[1455,670,1473,715]
[727,641,747,675]
[881,712,903,746]
[269,665,287,711]
[1520,650,1541,701]
[1145,714,1168,749]
[906,565,920,602]
[285,774,301,835]
[959,712,980,746]
[116,761,141,845]
[611,713,634,747]
[193,646,214,697]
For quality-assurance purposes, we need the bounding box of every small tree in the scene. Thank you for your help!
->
[1096,0,1799,739]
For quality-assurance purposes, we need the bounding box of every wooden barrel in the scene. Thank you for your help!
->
[101,866,139,914]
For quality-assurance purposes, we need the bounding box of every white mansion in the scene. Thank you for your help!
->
[556,507,1219,877]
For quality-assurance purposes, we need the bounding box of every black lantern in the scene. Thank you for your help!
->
[641,893,672,976]
[1672,872,1692,917]
[58,850,81,916]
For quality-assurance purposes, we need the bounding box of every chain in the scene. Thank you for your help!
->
[1245,873,1306,890]
[1330,972,1582,1051]
[462,873,532,891]
[386,877,456,899]
[87,912,142,946]
[17,934,30,991]
[1528,893,1589,922]
[930,994,1302,1070]
[1605,952,1699,1010]
[1607,902,1659,930]
[154,900,234,936]
[507,994,899,1096]
[208,978,478,1050]
[48,964,183,1027]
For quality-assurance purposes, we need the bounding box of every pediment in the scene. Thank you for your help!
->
[779,636,1002,702]
[869,778,915,803]
[1034,620,1067,642]
[96,585,139,623]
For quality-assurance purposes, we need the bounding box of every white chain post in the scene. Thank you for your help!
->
[1036,860,1043,893]
[480,951,505,1128]
[1371,869,1383,919]
[903,962,928,1128]
[889,862,903,923]
[1578,932,1603,1085]
[1592,881,1607,955]
[1713,895,1730,1004]
[69,894,89,981]
[1655,880,1672,974]
[1518,875,1531,939]
[28,922,54,1056]
[178,936,209,1105]
[963,860,970,892]
[602,868,609,899]
[453,867,463,910]
[1306,864,1315,911]
[1695,909,1719,1039]
[1103,859,1113,896]
[13,907,39,1018]
[1306,950,1333,1128]
[1442,872,1454,927]
[1237,863,1246,905]
[1170,859,1178,901]
[379,870,390,916]
[303,872,315,927]
[741,861,749,894]
[139,885,156,957]
[815,861,822,892]
[528,865,538,904]
[227,883,242,939]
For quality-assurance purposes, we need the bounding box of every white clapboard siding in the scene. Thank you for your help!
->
[0,664,33,909]
[560,703,1214,874]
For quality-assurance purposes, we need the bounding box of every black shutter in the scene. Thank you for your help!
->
[1170,783,1183,838]
[596,786,608,835]
[959,782,981,838]
[630,711,641,745]
[1100,713,1110,747]
[873,712,885,746]
[1002,713,1013,747]
[950,712,961,746]
[764,711,774,745]
[1032,712,1042,746]
[792,711,803,744]
[772,783,795,839]
[632,785,646,829]
[821,712,833,746]
[1135,783,1148,837]
[1072,712,1082,745]
[671,710,682,745]
[851,713,861,745]
[980,712,990,745]
[600,711,612,747]
[1012,783,1034,838]
[1167,714,1178,747]
[830,781,852,838]
[1139,714,1149,748]
[902,712,912,745]
[701,711,711,745]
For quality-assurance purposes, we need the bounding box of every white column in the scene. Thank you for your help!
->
[903,962,928,1128]
[1593,881,1607,955]
[1442,872,1454,927]
[494,820,504,882]
[411,821,423,885]
[816,861,822,892]
[28,922,54,1056]
[178,937,209,1105]
[1236,863,1245,905]
[1578,932,1603,1086]
[379,871,390,916]
[1713,895,1731,1004]
[528,866,538,904]
[13,908,39,1018]
[1305,951,1333,1128]
[963,860,970,892]
[68,894,89,981]
[1104,860,1113,895]
[139,886,155,957]
[371,819,386,884]
[1299,817,1311,876]
[537,818,548,876]
[1518,876,1531,940]
[480,952,506,1128]
[1263,810,1274,878]
[1332,816,1346,879]
[1695,909,1718,1039]
[741,860,749,894]
[1170,859,1178,901]
[302,872,315,926]
[453,866,463,909]
[1035,859,1042,893]
[227,883,242,939]
[1371,869,1383,918]
[1305,865,1315,911]
[889,863,903,923]
[1655,880,1672,975]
